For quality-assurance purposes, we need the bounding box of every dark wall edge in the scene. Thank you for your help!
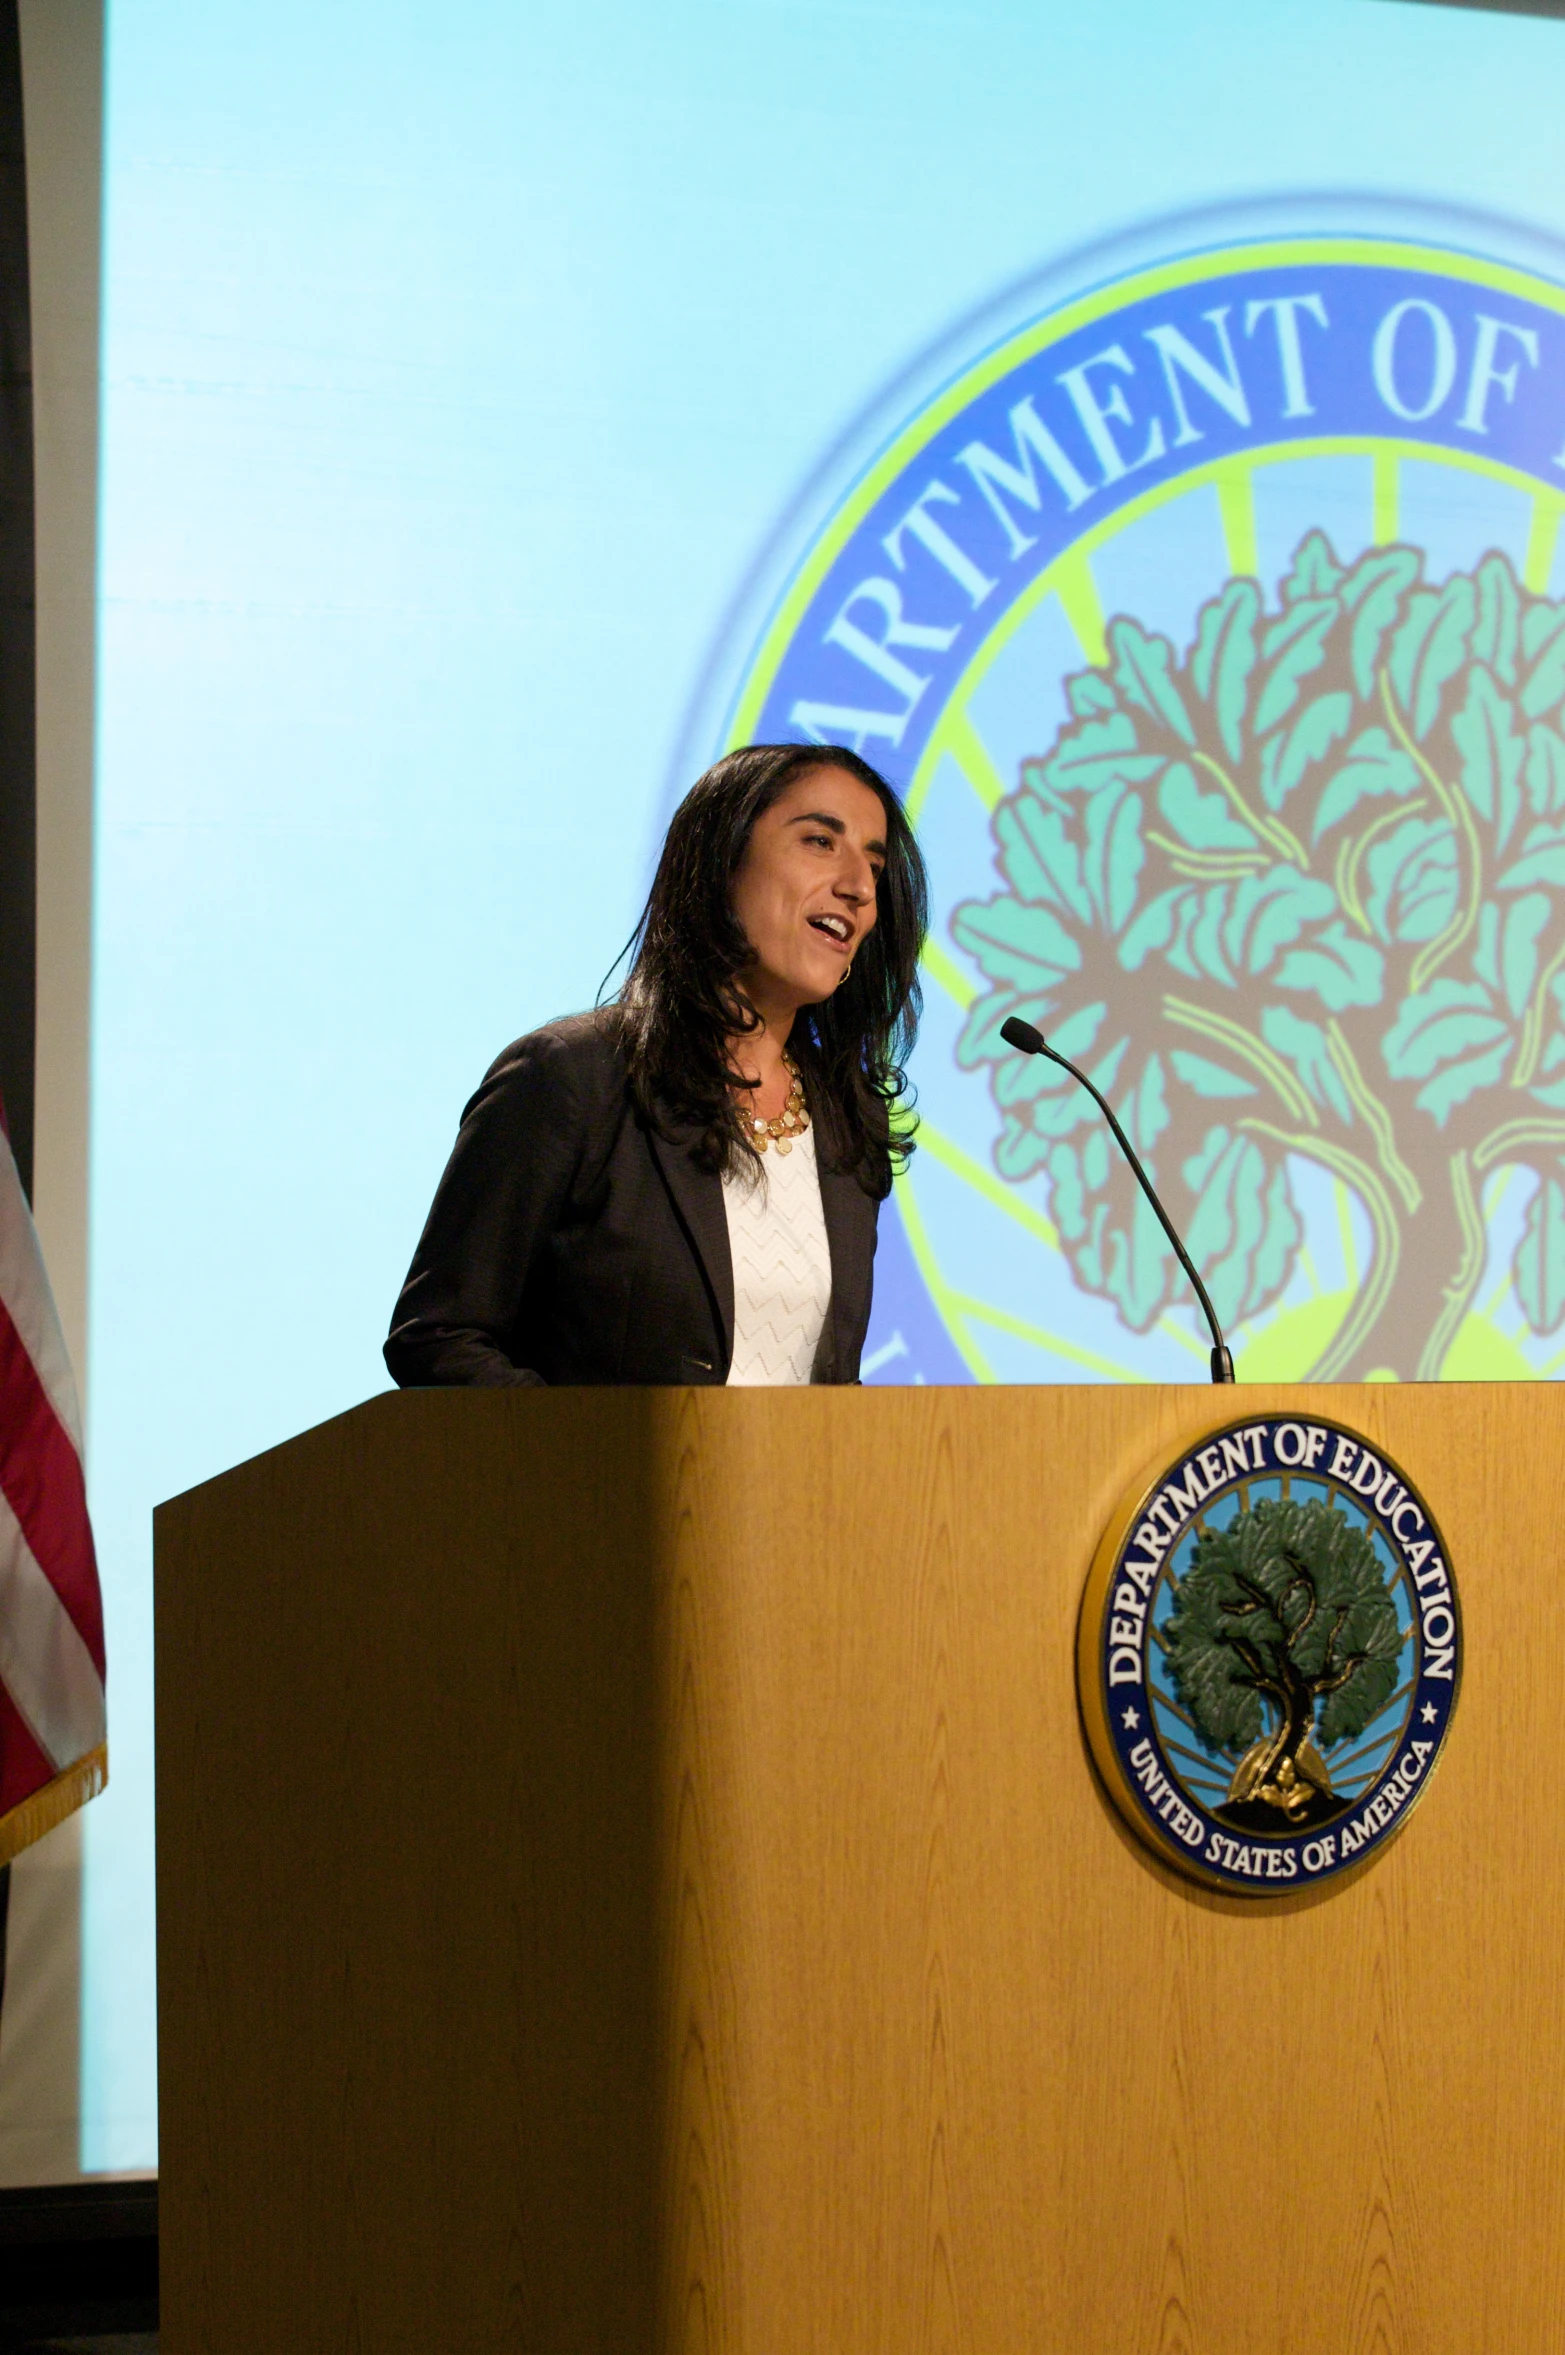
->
[0,0,32,1199]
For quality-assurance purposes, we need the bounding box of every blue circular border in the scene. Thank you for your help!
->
[740,249,1565,794]
[673,193,1565,814]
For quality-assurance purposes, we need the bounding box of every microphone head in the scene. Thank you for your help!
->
[1000,1015,1046,1056]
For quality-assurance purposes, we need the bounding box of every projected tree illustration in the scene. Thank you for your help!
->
[1160,1494,1402,1830]
[954,533,1565,1377]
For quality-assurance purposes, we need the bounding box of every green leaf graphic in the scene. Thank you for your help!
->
[1259,688,1353,814]
[1453,665,1524,850]
[1310,725,1418,842]
[1390,577,1475,739]
[1516,1167,1565,1331]
[1108,618,1195,744]
[1189,577,1259,761]
[1522,599,1565,720]
[1472,550,1521,687]
[1275,919,1384,1010]
[1157,760,1258,851]
[1344,545,1422,698]
[1181,1126,1301,1324]
[1363,815,1458,944]
[1253,598,1335,735]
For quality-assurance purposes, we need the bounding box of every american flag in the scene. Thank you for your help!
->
[0,1114,105,1865]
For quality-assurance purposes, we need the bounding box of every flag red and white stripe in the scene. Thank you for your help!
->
[0,1119,105,1865]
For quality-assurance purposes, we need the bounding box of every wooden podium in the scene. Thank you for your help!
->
[155,1383,1565,2353]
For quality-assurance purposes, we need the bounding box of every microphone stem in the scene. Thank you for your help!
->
[1035,1039,1235,1386]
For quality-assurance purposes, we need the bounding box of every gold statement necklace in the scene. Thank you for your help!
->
[748,1049,810,1156]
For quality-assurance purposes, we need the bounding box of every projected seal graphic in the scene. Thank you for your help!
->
[1078,1415,1458,1891]
[719,224,1565,1387]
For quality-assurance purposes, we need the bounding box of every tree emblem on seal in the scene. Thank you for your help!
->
[954,531,1565,1378]
[1160,1495,1402,1833]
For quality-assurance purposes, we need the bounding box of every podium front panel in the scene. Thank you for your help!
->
[155,1383,1565,2353]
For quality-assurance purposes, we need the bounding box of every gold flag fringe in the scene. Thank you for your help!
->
[0,1743,108,1867]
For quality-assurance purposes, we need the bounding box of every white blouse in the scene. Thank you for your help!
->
[721,1122,833,1385]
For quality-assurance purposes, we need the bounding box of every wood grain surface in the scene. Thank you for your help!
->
[155,1383,1565,2354]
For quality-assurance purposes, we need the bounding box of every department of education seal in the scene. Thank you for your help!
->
[702,205,1565,1392]
[1078,1414,1459,1891]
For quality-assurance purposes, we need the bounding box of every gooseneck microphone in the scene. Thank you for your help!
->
[999,1016,1236,1385]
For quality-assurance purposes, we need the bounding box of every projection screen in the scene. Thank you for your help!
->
[73,0,1565,2169]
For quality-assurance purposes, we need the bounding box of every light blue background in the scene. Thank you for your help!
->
[84,0,1565,2167]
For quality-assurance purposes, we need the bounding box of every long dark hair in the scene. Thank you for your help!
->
[615,743,928,1192]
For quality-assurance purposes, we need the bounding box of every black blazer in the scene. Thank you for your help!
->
[384,1012,883,1387]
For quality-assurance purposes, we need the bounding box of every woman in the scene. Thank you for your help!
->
[384,742,928,1388]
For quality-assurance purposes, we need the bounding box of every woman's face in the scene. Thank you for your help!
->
[730,766,886,1019]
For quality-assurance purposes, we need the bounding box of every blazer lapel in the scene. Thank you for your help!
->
[647,1120,734,1373]
[815,1160,874,1383]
